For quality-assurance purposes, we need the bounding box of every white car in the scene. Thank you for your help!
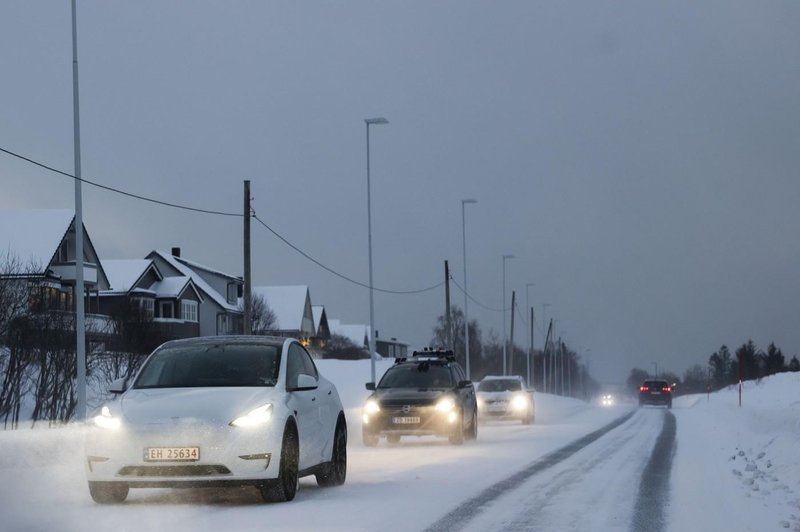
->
[85,336,347,504]
[476,375,535,424]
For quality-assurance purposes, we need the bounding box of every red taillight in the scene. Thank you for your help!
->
[662,386,671,392]
[639,386,649,392]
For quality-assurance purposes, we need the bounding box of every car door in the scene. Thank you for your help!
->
[285,343,321,470]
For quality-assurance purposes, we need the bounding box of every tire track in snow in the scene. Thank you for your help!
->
[630,410,676,532]
[423,410,637,532]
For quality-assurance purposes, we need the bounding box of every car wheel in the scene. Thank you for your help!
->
[668,401,673,409]
[88,481,129,504]
[467,409,478,440]
[448,410,465,445]
[386,434,401,444]
[317,415,347,487]
[261,422,299,502]
[522,408,533,425]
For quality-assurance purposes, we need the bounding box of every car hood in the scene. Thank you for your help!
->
[119,387,280,426]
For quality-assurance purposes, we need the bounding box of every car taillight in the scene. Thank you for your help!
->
[639,386,649,392]
[662,386,671,392]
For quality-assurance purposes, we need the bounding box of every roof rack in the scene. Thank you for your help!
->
[394,347,455,364]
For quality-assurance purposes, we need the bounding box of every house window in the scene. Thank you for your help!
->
[160,301,174,319]
[181,300,198,322]
[133,298,155,318]
[227,283,239,304]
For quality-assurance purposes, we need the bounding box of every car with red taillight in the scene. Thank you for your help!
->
[638,379,672,408]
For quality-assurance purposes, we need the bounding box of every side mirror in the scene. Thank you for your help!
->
[108,377,126,394]
[290,374,318,392]
[365,382,376,391]
[458,380,472,389]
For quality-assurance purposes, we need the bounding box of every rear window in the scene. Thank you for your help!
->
[643,380,669,388]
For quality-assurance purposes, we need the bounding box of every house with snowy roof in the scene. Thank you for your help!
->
[327,319,408,358]
[98,259,204,340]
[251,285,315,343]
[311,305,331,349]
[147,248,243,337]
[0,209,110,315]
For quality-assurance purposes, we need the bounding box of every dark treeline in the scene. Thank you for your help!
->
[626,340,799,397]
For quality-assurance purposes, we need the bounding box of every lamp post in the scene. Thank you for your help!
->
[461,199,477,380]
[365,117,388,384]
[542,303,550,392]
[652,361,658,378]
[525,282,535,388]
[502,254,514,375]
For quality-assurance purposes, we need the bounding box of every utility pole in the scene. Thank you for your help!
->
[444,260,452,349]
[509,290,516,375]
[243,180,252,334]
[71,0,87,422]
[530,307,535,389]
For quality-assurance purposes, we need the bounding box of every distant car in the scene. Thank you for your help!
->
[85,336,347,504]
[638,379,672,408]
[476,375,534,424]
[361,349,478,446]
[600,394,615,407]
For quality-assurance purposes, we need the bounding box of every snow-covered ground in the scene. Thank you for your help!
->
[0,358,798,531]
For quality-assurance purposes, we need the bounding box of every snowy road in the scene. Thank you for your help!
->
[428,409,672,532]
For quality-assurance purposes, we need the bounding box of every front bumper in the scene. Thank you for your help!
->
[362,405,460,437]
[85,419,282,485]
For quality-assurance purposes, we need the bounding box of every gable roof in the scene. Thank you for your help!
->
[252,285,312,333]
[0,209,75,272]
[102,259,162,294]
[328,319,370,347]
[148,250,239,312]
[312,305,327,335]
[149,275,203,301]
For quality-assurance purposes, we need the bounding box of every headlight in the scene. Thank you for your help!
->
[93,405,121,430]
[435,397,456,413]
[363,399,380,414]
[230,403,273,427]
[511,394,529,411]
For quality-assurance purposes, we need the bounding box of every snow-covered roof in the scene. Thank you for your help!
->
[0,209,74,272]
[312,305,326,334]
[328,319,370,347]
[252,285,311,332]
[101,259,160,293]
[148,250,239,312]
[148,275,202,300]
[174,255,240,280]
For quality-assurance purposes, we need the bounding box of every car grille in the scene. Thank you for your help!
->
[117,465,232,477]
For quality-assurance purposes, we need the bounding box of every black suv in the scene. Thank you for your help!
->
[638,379,673,408]
[362,350,478,446]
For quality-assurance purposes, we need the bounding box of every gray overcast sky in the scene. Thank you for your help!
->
[2,1,799,383]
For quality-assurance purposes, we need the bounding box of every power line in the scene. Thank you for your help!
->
[0,146,241,217]
[252,214,443,295]
[450,276,509,313]
[1,144,445,295]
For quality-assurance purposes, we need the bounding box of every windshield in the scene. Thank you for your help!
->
[478,379,523,392]
[133,344,280,389]
[377,363,453,389]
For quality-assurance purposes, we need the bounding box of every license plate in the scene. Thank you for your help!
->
[392,416,420,424]
[144,447,200,462]
[651,391,661,395]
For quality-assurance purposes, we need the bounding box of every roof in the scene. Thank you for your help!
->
[328,319,370,347]
[312,305,326,334]
[102,259,161,293]
[252,285,311,332]
[0,209,74,272]
[148,276,203,301]
[174,255,241,281]
[158,335,290,350]
[148,250,239,312]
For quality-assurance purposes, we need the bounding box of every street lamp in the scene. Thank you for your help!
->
[542,303,550,392]
[502,254,514,376]
[525,282,535,388]
[461,199,477,380]
[365,117,388,384]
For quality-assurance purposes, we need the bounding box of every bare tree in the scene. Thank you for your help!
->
[248,293,278,334]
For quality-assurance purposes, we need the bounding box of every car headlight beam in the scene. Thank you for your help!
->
[230,403,273,427]
[363,399,380,414]
[435,397,456,413]
[93,405,121,430]
[511,394,529,411]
